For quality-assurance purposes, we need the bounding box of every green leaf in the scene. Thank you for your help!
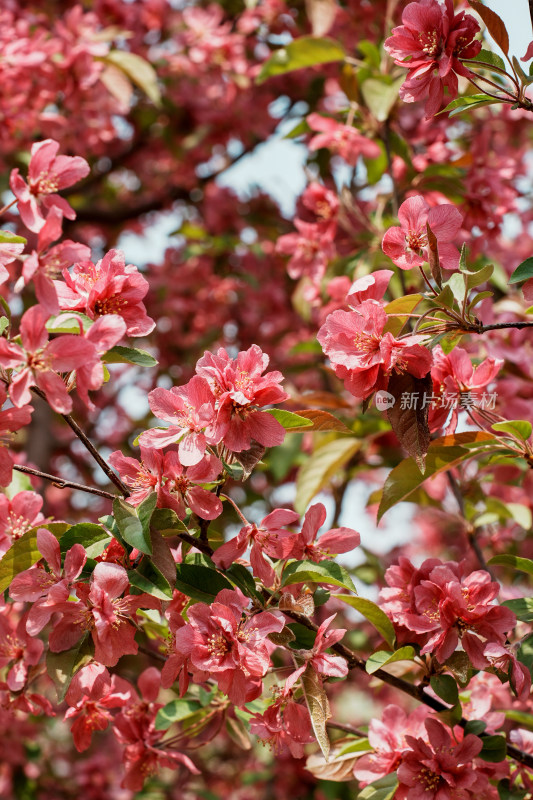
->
[282,559,356,593]
[226,563,263,603]
[174,563,233,603]
[333,596,395,648]
[384,294,423,336]
[497,778,527,800]
[479,734,507,763]
[492,420,532,441]
[46,313,93,334]
[337,738,370,756]
[469,48,506,72]
[489,554,533,578]
[509,257,533,284]
[256,37,345,84]
[265,408,313,430]
[517,634,533,675]
[502,597,533,622]
[59,523,111,558]
[104,50,161,105]
[155,699,203,731]
[0,230,26,245]
[430,674,459,705]
[360,76,404,122]
[461,263,494,290]
[295,437,361,513]
[505,709,533,729]
[464,720,487,736]
[0,522,69,592]
[357,773,399,800]
[129,561,173,600]
[113,498,152,555]
[151,506,190,536]
[377,433,497,520]
[103,345,158,368]
[439,93,500,117]
[46,636,92,702]
[365,647,415,675]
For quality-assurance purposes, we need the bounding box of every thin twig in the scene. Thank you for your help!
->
[31,386,130,497]
[12,464,117,500]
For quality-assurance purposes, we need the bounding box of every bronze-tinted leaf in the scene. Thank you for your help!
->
[468,1,509,55]
[386,372,432,470]
[426,221,442,289]
[300,665,332,761]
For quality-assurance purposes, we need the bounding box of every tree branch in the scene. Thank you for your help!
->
[13,464,117,500]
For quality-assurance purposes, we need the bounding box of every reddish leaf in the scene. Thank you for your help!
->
[469,1,509,55]
[426,221,442,289]
[288,409,352,433]
[232,440,266,480]
[386,372,432,470]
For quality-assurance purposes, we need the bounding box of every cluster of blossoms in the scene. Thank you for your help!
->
[384,0,482,118]
[317,267,432,400]
[379,556,530,699]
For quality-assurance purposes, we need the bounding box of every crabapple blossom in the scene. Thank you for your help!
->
[384,0,481,118]
[55,249,155,336]
[0,490,44,556]
[249,672,314,757]
[195,344,289,452]
[9,139,90,232]
[0,385,33,487]
[0,304,95,413]
[171,587,284,705]
[289,502,360,562]
[382,195,463,271]
[307,113,382,165]
[64,664,130,752]
[0,613,43,692]
[0,232,24,285]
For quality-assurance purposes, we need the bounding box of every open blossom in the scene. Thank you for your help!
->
[353,705,429,786]
[307,113,381,165]
[213,508,300,587]
[112,667,199,790]
[109,446,162,505]
[0,612,44,691]
[0,490,44,556]
[346,269,394,306]
[396,718,491,799]
[289,502,360,562]
[55,248,155,336]
[0,304,95,413]
[429,345,503,433]
[195,344,288,452]
[276,219,336,283]
[172,587,284,705]
[48,562,159,667]
[9,138,90,232]
[249,672,314,757]
[384,0,481,118]
[288,615,348,682]
[9,527,86,636]
[19,207,90,314]
[156,450,223,520]
[318,298,432,400]
[384,559,516,667]
[483,643,531,701]
[64,663,131,752]
[0,385,33,487]
[382,195,463,270]
[138,375,218,465]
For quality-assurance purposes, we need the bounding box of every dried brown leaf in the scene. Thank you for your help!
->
[387,372,432,470]
[300,665,331,761]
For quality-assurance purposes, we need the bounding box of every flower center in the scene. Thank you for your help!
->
[32,170,60,195]
[405,229,427,252]
[418,765,441,790]
[93,296,128,316]
[207,632,230,657]
[418,30,441,56]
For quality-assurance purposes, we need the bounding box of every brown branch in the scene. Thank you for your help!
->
[13,464,117,501]
[281,609,533,769]
[31,387,130,497]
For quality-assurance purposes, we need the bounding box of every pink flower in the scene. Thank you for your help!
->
[157,450,223,520]
[0,230,24,285]
[48,562,159,667]
[317,299,432,399]
[173,587,284,705]
[0,305,96,413]
[9,527,86,635]
[113,667,199,790]
[346,270,394,306]
[288,614,348,682]
[483,643,532,701]
[0,490,44,556]
[108,446,162,506]
[276,219,336,283]
[307,113,381,165]
[382,195,463,270]
[139,375,219,465]
[396,718,489,799]
[213,508,300,587]
[0,613,44,691]
[55,248,155,336]
[20,207,90,315]
[64,663,131,752]
[289,502,360,562]
[0,385,33,486]
[195,344,288,452]
[73,314,128,409]
[384,0,481,118]
[353,705,429,786]
[9,139,90,232]
[249,673,314,757]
